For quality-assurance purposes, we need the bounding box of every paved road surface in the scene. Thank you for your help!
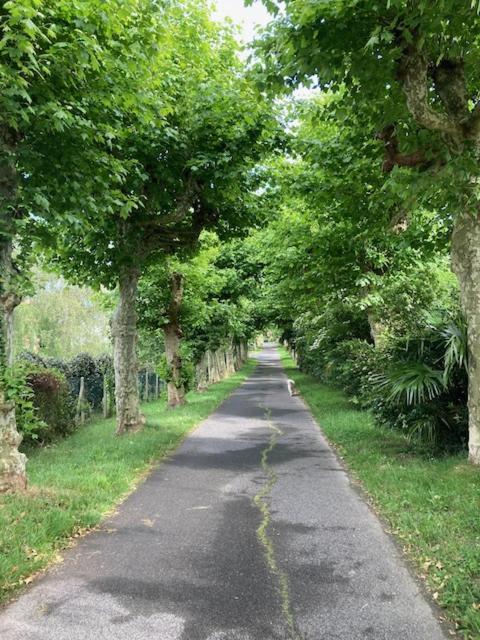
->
[0,346,447,639]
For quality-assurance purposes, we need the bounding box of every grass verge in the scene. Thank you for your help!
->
[0,359,256,605]
[281,349,480,640]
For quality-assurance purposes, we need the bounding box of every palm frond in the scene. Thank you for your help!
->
[374,362,445,406]
[441,320,467,383]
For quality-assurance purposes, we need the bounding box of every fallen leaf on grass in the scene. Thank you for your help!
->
[423,559,434,572]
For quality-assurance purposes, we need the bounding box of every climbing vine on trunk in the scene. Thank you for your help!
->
[164,272,186,408]
[112,267,144,435]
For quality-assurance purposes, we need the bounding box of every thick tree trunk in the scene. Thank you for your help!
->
[0,393,26,492]
[112,267,144,435]
[0,234,21,367]
[102,374,111,419]
[5,297,16,367]
[397,46,480,461]
[164,272,186,408]
[0,229,26,492]
[452,212,480,464]
[241,340,248,363]
[0,291,19,367]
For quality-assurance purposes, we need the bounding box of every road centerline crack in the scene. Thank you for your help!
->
[253,406,304,640]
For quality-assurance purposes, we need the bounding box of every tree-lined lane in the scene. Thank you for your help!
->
[0,346,447,639]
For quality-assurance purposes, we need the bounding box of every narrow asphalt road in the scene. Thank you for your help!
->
[0,346,447,639]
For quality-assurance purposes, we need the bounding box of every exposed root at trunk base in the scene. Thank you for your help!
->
[115,412,146,436]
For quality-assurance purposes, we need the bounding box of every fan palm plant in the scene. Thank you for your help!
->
[369,316,468,448]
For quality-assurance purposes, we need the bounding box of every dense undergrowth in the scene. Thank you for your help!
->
[290,306,468,453]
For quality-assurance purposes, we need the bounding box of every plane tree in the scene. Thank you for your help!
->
[255,0,480,463]
[0,0,154,491]
[137,233,262,406]
[46,1,274,434]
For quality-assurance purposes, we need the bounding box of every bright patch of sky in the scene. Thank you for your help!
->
[213,0,272,45]
[213,0,318,100]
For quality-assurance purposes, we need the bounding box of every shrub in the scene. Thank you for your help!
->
[3,363,76,446]
[293,306,371,381]
[291,308,468,452]
[18,351,115,414]
[318,339,374,397]
[66,353,103,411]
[365,322,468,451]
[158,341,195,392]
[26,367,76,444]
[2,363,48,446]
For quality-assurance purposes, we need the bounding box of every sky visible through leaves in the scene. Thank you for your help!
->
[213,0,271,44]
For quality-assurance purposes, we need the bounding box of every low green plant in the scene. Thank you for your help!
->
[2,363,47,445]
[366,320,468,450]
[3,361,83,447]
[157,341,196,391]
[28,368,76,442]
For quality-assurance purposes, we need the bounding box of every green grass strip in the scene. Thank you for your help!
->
[280,348,480,640]
[0,359,256,605]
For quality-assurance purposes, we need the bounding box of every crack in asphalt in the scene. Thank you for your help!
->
[253,407,305,640]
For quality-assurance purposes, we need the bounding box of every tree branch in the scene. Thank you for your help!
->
[465,101,480,140]
[377,125,431,173]
[150,175,200,227]
[398,47,461,139]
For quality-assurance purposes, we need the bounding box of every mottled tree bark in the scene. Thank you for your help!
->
[0,217,26,491]
[0,237,25,493]
[240,340,248,363]
[112,267,144,435]
[0,213,21,367]
[0,393,26,492]
[452,213,480,464]
[164,272,186,408]
[4,294,18,367]
[0,130,21,366]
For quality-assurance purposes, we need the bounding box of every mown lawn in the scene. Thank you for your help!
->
[0,359,256,605]
[281,350,480,640]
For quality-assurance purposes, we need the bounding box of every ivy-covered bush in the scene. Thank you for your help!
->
[15,352,116,445]
[3,362,47,446]
[3,363,75,446]
[157,342,196,392]
[26,368,76,444]
[67,353,104,411]
[18,351,114,413]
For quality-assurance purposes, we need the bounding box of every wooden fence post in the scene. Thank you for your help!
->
[76,376,86,425]
[102,374,109,418]
[144,371,149,403]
